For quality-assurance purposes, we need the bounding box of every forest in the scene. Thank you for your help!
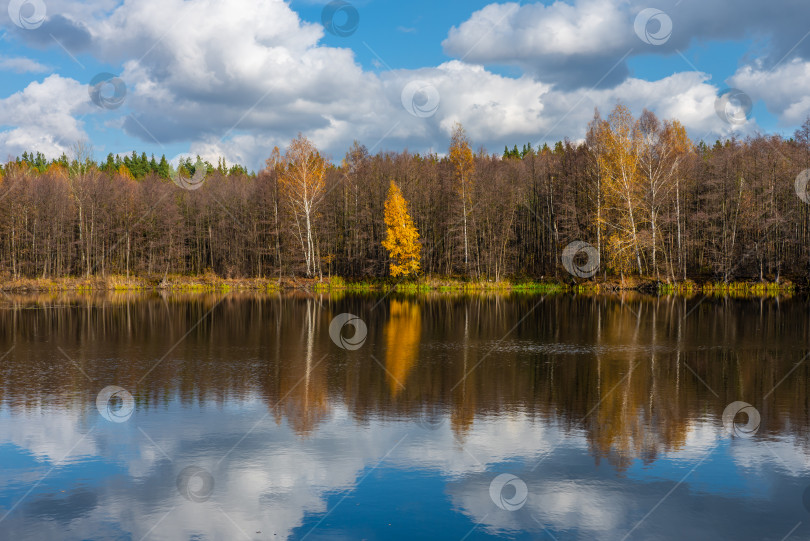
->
[2,104,810,285]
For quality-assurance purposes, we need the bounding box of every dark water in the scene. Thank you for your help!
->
[1,291,809,540]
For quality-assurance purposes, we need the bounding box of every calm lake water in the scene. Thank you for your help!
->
[1,291,809,540]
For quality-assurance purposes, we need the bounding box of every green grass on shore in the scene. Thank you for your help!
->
[699,280,794,297]
[0,273,799,297]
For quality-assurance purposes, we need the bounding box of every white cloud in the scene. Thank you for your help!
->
[442,0,810,91]
[443,0,628,61]
[0,74,91,159]
[0,56,48,73]
[101,0,375,139]
[0,0,778,168]
[441,0,645,89]
[729,59,810,127]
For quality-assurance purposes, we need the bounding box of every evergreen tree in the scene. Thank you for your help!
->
[103,153,116,173]
[158,155,170,178]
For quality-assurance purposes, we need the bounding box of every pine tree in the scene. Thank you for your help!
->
[381,181,421,277]
[158,155,170,178]
[102,153,116,173]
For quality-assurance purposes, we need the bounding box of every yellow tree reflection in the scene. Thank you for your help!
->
[384,300,422,397]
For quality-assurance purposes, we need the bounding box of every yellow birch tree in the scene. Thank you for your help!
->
[597,104,645,275]
[449,123,475,272]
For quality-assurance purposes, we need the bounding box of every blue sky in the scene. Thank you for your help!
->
[0,0,808,169]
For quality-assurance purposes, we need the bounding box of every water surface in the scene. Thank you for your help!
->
[0,291,809,540]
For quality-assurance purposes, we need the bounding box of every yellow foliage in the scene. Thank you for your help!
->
[382,181,421,277]
[275,136,326,203]
[663,120,692,155]
[595,104,645,275]
[449,122,475,269]
[449,122,474,197]
[117,164,134,180]
[606,233,635,275]
[46,163,68,179]
[384,300,421,396]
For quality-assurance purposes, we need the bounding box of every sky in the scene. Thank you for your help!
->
[1,0,809,170]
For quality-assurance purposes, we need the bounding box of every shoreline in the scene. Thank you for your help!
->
[0,274,798,297]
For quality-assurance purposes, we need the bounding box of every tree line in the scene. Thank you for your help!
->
[2,104,810,283]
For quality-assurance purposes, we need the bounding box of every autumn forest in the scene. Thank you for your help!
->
[3,104,810,285]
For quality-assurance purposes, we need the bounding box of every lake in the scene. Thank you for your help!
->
[0,291,809,540]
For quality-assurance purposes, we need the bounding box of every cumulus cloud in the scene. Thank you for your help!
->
[728,59,810,127]
[0,0,794,168]
[442,0,631,89]
[443,0,810,89]
[0,74,92,159]
[2,0,117,50]
[182,63,735,169]
[91,0,385,164]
